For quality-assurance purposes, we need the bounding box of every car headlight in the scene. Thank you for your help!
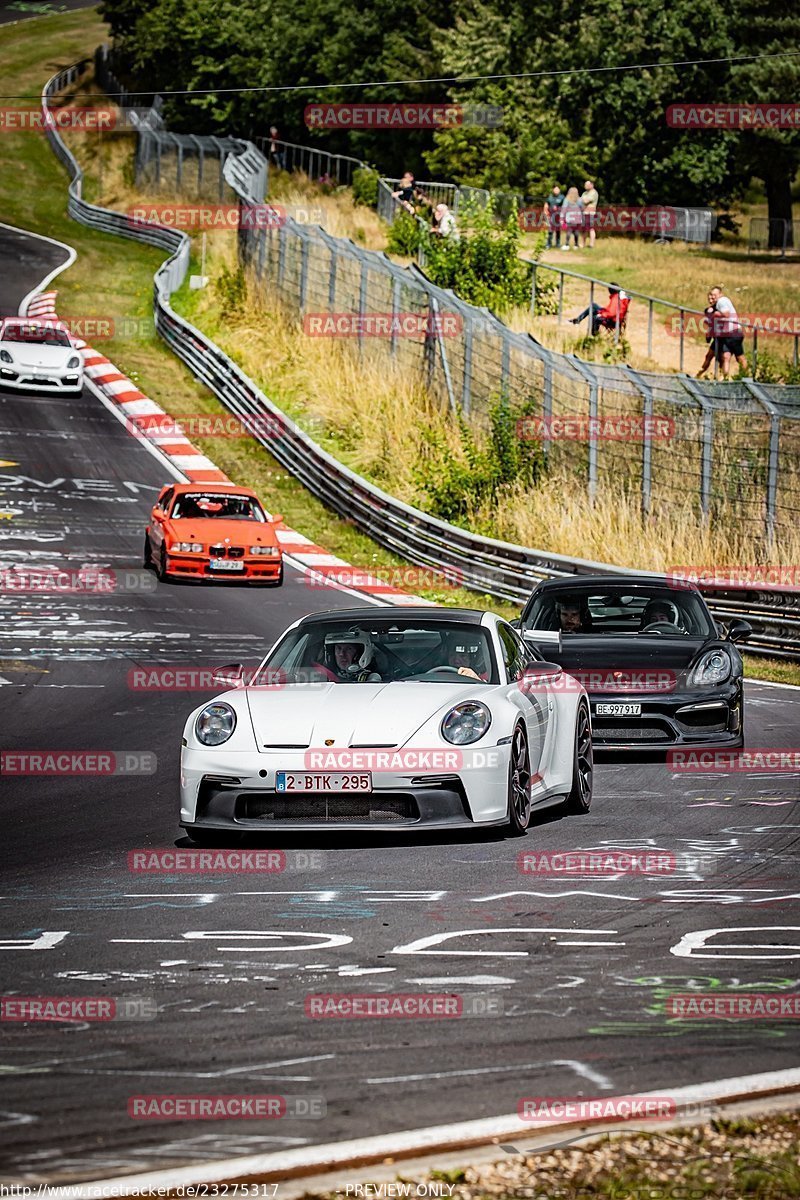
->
[195,702,236,746]
[250,545,279,555]
[689,648,732,687]
[441,701,491,745]
[66,356,80,369]
[171,542,203,553]
[0,350,13,364]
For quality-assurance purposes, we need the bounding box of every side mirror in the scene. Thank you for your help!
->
[520,661,563,693]
[270,513,284,524]
[211,663,244,688]
[726,619,752,644]
[509,617,521,629]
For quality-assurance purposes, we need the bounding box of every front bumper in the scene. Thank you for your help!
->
[165,553,282,583]
[589,681,743,750]
[180,746,513,831]
[0,368,83,393]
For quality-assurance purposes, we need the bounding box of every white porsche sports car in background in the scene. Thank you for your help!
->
[0,318,83,396]
[180,607,593,841]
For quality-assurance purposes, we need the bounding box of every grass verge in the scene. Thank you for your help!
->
[297,1111,800,1200]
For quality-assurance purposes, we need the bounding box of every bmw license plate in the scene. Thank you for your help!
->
[276,772,372,793]
[595,702,642,716]
[209,559,244,571]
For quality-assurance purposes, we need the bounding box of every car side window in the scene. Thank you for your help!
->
[159,487,175,514]
[498,623,528,681]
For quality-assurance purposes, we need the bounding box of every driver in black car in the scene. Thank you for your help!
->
[639,599,681,631]
[555,598,592,634]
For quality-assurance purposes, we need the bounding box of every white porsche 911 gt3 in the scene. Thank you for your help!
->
[180,607,593,841]
[0,318,83,396]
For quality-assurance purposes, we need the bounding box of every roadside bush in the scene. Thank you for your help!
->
[351,166,379,208]
[414,393,547,523]
[387,209,424,257]
[214,264,246,316]
[422,200,556,316]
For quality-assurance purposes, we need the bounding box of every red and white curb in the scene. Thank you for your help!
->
[22,288,430,606]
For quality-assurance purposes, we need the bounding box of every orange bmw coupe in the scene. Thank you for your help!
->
[144,483,283,585]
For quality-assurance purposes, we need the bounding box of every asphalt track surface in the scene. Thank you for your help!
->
[1,225,799,1185]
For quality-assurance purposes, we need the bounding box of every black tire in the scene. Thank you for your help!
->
[157,546,168,582]
[564,701,593,814]
[143,533,153,569]
[265,564,284,587]
[506,724,532,836]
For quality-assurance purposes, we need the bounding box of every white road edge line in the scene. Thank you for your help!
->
[67,1067,800,1194]
[0,219,78,316]
[745,677,800,692]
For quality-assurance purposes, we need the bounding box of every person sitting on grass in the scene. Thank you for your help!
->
[570,284,630,336]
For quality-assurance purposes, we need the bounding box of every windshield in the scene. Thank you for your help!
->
[523,587,715,638]
[170,493,266,521]
[2,323,71,348]
[258,618,498,684]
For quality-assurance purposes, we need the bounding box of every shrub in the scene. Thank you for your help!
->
[351,166,379,208]
[414,393,547,523]
[214,264,246,316]
[421,199,556,316]
[386,208,424,256]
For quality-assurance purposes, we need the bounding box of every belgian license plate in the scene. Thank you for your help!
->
[276,771,372,793]
[595,702,642,717]
[209,559,244,571]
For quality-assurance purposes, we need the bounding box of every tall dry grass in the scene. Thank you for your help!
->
[181,235,800,571]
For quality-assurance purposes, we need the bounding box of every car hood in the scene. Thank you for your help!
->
[4,343,74,367]
[165,517,277,546]
[245,681,481,751]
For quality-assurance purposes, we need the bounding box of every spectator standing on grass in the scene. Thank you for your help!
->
[580,179,599,248]
[432,203,458,239]
[708,285,748,379]
[544,184,563,249]
[560,187,583,250]
[696,296,722,379]
[268,126,286,171]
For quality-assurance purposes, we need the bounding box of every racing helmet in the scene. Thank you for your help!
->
[641,597,680,628]
[446,633,486,672]
[324,628,375,676]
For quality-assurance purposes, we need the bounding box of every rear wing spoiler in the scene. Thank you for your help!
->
[521,628,562,653]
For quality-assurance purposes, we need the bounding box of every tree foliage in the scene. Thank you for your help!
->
[100,0,798,221]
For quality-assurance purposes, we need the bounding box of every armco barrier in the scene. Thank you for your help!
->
[40,63,800,660]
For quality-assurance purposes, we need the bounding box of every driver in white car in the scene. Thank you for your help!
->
[446,636,489,681]
[321,630,383,682]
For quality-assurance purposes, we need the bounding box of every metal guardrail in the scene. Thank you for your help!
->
[41,62,800,660]
[748,216,799,258]
[256,137,364,187]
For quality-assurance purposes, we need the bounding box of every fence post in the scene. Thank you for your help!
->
[679,308,685,372]
[299,237,309,311]
[569,357,598,504]
[648,299,654,359]
[278,224,287,284]
[557,273,564,324]
[744,382,780,550]
[328,247,338,310]
[625,368,653,518]
[462,315,474,414]
[390,274,401,357]
[529,264,537,314]
[501,334,510,397]
[358,257,369,357]
[541,357,553,462]
[752,327,758,376]
[681,378,714,523]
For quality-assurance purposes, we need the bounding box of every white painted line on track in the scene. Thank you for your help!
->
[63,1067,800,1195]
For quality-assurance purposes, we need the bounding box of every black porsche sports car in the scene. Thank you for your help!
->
[513,575,752,751]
